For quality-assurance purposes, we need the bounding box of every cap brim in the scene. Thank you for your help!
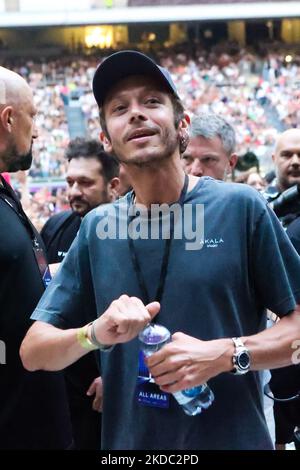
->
[92,50,178,107]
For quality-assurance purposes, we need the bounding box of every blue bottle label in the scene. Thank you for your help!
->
[182,386,203,398]
[136,351,170,409]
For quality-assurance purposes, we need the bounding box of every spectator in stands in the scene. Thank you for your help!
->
[41,137,119,449]
[0,66,72,449]
[182,112,237,180]
[21,50,300,450]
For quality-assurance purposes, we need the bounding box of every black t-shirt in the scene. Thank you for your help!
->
[41,211,100,401]
[270,213,300,442]
[287,216,300,255]
[0,178,72,449]
[41,210,81,264]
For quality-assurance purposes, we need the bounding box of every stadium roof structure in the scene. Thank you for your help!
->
[0,2,300,27]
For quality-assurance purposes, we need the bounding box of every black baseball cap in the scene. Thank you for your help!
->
[92,50,179,107]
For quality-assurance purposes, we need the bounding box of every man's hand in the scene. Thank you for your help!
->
[146,332,233,393]
[93,294,160,346]
[86,376,103,412]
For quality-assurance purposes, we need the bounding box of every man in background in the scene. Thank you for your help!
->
[265,128,300,450]
[42,137,119,263]
[182,112,237,180]
[41,137,119,449]
[0,66,72,449]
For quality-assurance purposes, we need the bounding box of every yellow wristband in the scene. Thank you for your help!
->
[77,323,98,351]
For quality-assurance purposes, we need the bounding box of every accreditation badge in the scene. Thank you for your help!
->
[136,351,170,409]
[32,243,52,288]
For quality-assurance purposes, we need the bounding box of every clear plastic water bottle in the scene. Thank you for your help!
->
[138,323,214,416]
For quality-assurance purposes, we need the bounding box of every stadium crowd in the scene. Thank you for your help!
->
[2,43,300,226]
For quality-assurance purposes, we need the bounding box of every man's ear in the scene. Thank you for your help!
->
[178,113,190,154]
[183,112,191,126]
[0,106,13,132]
[229,153,238,170]
[178,112,190,132]
[100,131,112,153]
[107,177,120,201]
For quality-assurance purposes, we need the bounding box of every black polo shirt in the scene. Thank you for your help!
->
[41,210,81,264]
[0,177,72,449]
[287,216,300,255]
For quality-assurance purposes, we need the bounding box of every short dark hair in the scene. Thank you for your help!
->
[66,138,119,182]
[99,92,185,139]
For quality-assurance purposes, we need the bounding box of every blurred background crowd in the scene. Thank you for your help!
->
[0,1,299,230]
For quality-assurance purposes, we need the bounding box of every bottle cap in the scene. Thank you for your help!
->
[139,323,171,345]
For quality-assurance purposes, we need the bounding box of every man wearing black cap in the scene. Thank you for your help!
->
[21,51,300,450]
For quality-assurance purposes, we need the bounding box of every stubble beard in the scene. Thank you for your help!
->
[70,189,111,217]
[117,128,179,169]
[279,174,300,192]
[4,143,33,172]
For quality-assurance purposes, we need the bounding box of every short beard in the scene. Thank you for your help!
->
[124,152,170,169]
[279,175,300,192]
[70,190,111,217]
[4,144,33,172]
[116,128,179,169]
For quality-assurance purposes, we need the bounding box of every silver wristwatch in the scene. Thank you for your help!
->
[231,337,251,375]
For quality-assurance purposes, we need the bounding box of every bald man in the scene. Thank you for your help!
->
[272,128,300,193]
[0,67,72,449]
[264,128,300,227]
[265,128,300,450]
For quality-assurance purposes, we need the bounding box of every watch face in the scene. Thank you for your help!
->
[238,351,250,369]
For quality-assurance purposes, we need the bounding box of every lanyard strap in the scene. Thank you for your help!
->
[0,175,48,277]
[128,174,189,305]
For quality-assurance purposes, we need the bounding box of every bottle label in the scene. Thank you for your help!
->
[136,351,170,409]
[182,386,203,398]
[173,386,203,405]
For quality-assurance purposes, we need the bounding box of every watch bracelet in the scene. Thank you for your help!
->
[90,320,113,351]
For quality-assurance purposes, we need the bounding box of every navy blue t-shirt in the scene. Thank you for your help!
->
[32,177,300,450]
